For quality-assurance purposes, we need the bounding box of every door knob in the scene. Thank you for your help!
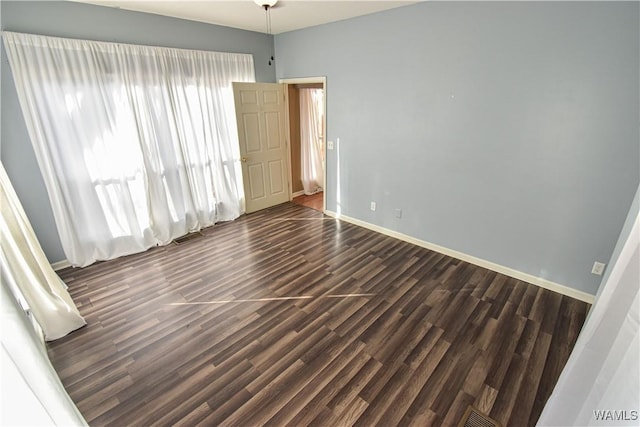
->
[241,157,247,163]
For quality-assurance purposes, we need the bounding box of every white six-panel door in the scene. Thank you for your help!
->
[233,82,290,213]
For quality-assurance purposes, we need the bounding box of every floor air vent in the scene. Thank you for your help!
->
[173,231,203,245]
[458,406,501,427]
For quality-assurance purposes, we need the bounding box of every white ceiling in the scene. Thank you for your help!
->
[71,0,420,35]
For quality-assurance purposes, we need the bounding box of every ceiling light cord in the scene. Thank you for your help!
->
[265,5,272,35]
[257,0,277,66]
[268,7,274,65]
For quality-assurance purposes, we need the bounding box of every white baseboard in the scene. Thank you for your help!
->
[291,190,305,198]
[51,260,72,271]
[324,210,595,304]
[49,212,595,303]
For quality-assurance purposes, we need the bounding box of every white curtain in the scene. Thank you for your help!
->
[3,31,254,267]
[537,210,639,425]
[1,161,86,424]
[1,162,86,341]
[299,88,324,195]
[2,281,87,426]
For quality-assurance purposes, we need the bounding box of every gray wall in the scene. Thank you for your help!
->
[1,0,275,263]
[275,1,640,295]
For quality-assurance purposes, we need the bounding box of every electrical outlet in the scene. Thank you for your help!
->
[395,209,402,218]
[327,140,334,150]
[591,261,606,276]
[370,201,376,211]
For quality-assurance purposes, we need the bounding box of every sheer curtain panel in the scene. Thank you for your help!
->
[2,281,87,426]
[3,31,255,266]
[0,162,86,341]
[1,161,86,424]
[299,88,324,195]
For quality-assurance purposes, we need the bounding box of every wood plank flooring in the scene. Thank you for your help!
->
[49,202,589,426]
[292,192,323,212]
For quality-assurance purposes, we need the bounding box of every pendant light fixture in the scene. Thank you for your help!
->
[254,0,278,65]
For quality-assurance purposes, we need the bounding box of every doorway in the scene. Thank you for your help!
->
[281,77,327,213]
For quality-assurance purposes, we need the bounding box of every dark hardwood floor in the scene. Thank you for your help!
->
[49,202,589,426]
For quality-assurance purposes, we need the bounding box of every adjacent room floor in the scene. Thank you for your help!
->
[49,202,589,426]
[292,192,323,212]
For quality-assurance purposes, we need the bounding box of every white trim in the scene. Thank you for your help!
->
[279,76,327,213]
[292,190,305,198]
[51,260,71,271]
[279,76,327,85]
[282,82,294,202]
[324,210,595,304]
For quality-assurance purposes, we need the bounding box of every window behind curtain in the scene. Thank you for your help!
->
[3,31,255,267]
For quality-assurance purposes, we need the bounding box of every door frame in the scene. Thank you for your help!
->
[279,76,327,213]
